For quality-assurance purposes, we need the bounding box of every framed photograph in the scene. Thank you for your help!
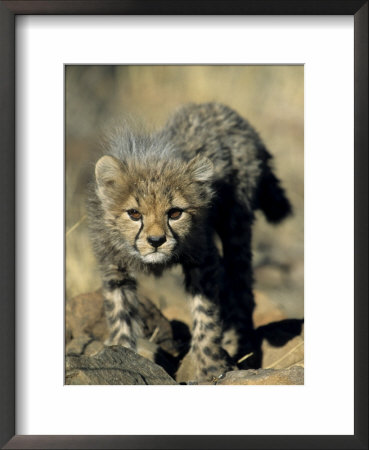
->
[0,1,367,449]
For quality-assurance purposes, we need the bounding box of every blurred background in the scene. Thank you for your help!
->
[66,65,304,325]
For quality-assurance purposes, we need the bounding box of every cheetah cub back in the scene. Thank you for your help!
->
[88,103,291,381]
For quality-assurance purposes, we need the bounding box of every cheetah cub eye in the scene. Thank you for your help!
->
[127,209,142,221]
[168,208,183,220]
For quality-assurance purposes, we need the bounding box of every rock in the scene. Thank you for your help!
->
[66,290,181,358]
[215,366,304,385]
[66,290,108,343]
[175,351,196,383]
[84,339,104,356]
[139,338,179,379]
[136,338,160,362]
[65,345,177,385]
[177,357,304,385]
[66,335,93,356]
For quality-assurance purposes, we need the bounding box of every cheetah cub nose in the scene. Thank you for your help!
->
[147,235,167,248]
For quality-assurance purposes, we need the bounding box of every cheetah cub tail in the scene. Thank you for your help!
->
[255,156,293,224]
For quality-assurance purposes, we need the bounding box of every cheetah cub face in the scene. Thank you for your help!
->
[95,154,214,266]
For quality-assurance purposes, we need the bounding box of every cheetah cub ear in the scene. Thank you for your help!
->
[187,155,214,183]
[95,155,127,209]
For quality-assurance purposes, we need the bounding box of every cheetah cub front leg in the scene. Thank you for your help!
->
[184,263,234,381]
[102,267,143,350]
[190,294,233,380]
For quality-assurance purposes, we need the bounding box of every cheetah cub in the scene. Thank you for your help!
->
[88,103,291,381]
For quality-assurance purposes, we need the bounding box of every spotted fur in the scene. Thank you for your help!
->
[87,103,291,380]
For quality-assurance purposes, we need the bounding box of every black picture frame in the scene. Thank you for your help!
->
[0,1,367,449]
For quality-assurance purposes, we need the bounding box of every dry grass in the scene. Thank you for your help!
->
[265,341,304,369]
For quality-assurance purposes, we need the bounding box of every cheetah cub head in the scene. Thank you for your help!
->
[94,153,214,266]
